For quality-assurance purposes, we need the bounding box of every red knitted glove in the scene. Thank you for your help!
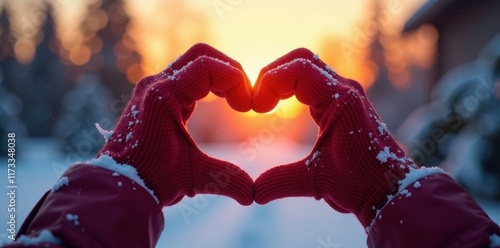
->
[98,43,254,207]
[253,48,418,228]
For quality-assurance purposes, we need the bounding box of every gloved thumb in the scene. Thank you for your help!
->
[254,159,317,204]
[191,151,254,206]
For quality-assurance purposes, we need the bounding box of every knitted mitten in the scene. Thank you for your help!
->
[253,48,417,227]
[98,43,254,207]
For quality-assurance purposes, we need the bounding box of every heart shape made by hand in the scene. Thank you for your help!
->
[98,43,417,229]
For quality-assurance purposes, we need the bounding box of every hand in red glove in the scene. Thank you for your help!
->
[253,48,418,228]
[97,43,254,207]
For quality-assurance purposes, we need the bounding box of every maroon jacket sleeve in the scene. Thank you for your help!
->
[2,164,164,248]
[367,173,500,248]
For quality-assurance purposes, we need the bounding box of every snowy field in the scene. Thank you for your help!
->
[1,138,500,247]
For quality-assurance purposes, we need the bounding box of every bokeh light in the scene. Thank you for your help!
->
[0,0,434,142]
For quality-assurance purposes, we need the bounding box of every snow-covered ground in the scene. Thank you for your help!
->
[1,138,500,247]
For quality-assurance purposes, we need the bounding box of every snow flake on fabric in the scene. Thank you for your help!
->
[400,189,412,198]
[367,167,445,233]
[375,119,388,136]
[325,65,336,74]
[51,176,69,193]
[268,58,338,87]
[376,146,406,164]
[306,150,321,167]
[17,230,62,246]
[168,61,193,81]
[130,105,139,117]
[397,167,444,192]
[166,54,182,69]
[84,155,159,203]
[95,123,114,142]
[66,213,80,225]
[413,181,421,189]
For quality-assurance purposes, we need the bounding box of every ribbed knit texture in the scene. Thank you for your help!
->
[253,48,417,228]
[98,43,254,207]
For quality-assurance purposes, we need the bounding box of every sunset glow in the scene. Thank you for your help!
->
[2,0,432,141]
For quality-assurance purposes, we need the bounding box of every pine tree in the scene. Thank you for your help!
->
[402,37,500,199]
[0,83,27,155]
[80,0,135,103]
[0,77,26,156]
[0,7,27,155]
[0,7,14,60]
[54,73,114,155]
[4,3,68,137]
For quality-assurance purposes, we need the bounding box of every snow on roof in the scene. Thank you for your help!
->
[403,0,460,32]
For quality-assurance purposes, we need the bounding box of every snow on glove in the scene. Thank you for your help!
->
[98,43,254,207]
[253,48,418,228]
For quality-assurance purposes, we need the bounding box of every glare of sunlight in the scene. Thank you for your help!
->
[244,105,279,117]
[202,92,218,102]
[242,61,263,86]
[276,96,304,119]
[244,96,304,118]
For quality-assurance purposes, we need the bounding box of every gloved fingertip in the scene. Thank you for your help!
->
[226,95,252,112]
[289,47,315,58]
[252,96,280,113]
[254,194,271,205]
[238,195,254,206]
[253,178,272,205]
[254,190,275,205]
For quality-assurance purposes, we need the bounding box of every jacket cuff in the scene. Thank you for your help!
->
[12,164,164,248]
[367,173,500,247]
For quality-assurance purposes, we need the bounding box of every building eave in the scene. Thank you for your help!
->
[403,0,459,33]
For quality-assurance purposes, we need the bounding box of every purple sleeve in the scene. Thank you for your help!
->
[367,173,500,247]
[2,164,164,248]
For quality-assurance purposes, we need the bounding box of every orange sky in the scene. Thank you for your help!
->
[5,0,426,85]
[124,0,425,83]
[121,0,427,119]
[3,0,429,140]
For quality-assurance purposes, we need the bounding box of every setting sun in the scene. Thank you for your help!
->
[5,0,428,143]
[243,96,304,120]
